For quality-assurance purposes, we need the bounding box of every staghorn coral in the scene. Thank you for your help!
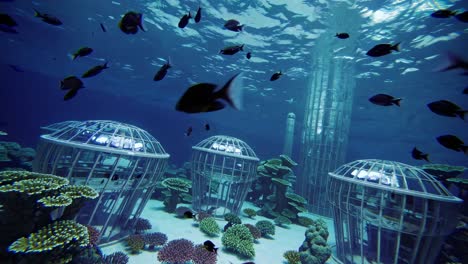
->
[284,250,301,264]
[143,232,167,250]
[243,224,262,240]
[221,224,255,258]
[255,220,275,237]
[133,217,152,234]
[224,212,242,224]
[192,244,217,264]
[8,220,89,253]
[200,217,221,236]
[126,234,145,254]
[103,251,129,264]
[157,238,194,263]
[243,208,257,218]
[86,225,100,246]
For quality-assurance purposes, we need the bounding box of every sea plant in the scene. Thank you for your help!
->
[221,224,255,259]
[243,224,262,240]
[224,212,242,224]
[200,217,221,237]
[255,220,276,237]
[284,250,301,264]
[243,208,257,218]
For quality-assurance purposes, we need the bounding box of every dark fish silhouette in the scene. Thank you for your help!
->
[105,173,119,181]
[183,211,196,218]
[436,135,468,154]
[185,126,193,136]
[220,45,244,55]
[205,123,210,131]
[72,47,93,60]
[336,33,349,39]
[431,9,457,18]
[153,58,171,81]
[246,52,251,59]
[427,100,467,120]
[203,240,218,254]
[436,53,468,73]
[224,221,233,232]
[64,89,80,101]
[60,76,84,90]
[366,43,400,57]
[100,22,107,32]
[34,9,62,25]
[455,11,468,22]
[270,71,282,81]
[411,147,430,162]
[82,62,109,78]
[195,7,201,23]
[224,19,243,32]
[119,11,145,34]
[369,94,402,106]
[178,12,191,28]
[0,14,17,27]
[463,87,468,95]
[175,73,243,114]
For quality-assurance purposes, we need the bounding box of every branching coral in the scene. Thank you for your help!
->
[243,224,262,240]
[221,224,255,258]
[243,208,257,218]
[200,217,220,236]
[126,234,145,254]
[86,225,100,246]
[284,250,301,264]
[103,251,129,264]
[224,212,242,224]
[143,232,167,249]
[157,238,194,263]
[192,244,217,264]
[8,220,89,253]
[255,220,275,237]
[133,217,152,234]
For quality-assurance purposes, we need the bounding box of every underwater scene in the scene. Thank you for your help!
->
[0,0,467,263]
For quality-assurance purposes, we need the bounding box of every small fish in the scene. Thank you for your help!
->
[72,47,93,60]
[135,174,143,179]
[183,211,196,218]
[411,147,430,162]
[463,87,468,95]
[246,52,251,59]
[336,33,349,39]
[205,123,210,131]
[203,240,218,254]
[427,100,467,120]
[224,19,243,32]
[60,76,84,90]
[220,45,244,55]
[436,135,468,154]
[104,173,119,181]
[224,221,233,232]
[436,53,468,73]
[0,131,7,136]
[366,43,400,57]
[185,126,193,137]
[455,11,468,23]
[241,262,255,264]
[178,12,191,28]
[270,71,282,81]
[369,94,402,107]
[195,7,201,23]
[175,73,243,114]
[82,62,109,78]
[100,179,105,184]
[119,11,145,34]
[33,9,62,26]
[431,9,457,18]
[153,58,171,81]
[0,14,17,27]
[100,22,107,32]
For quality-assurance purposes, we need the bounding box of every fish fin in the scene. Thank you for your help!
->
[60,81,65,89]
[217,73,244,110]
[392,42,401,52]
[239,25,244,31]
[435,52,465,72]
[33,9,41,17]
[422,154,430,163]
[462,145,468,155]
[103,62,109,68]
[240,44,244,51]
[456,110,468,120]
[393,98,402,107]
[64,88,78,101]
[72,54,77,60]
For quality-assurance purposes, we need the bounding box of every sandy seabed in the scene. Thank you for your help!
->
[101,199,338,264]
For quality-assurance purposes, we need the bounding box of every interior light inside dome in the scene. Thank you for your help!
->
[210,142,242,154]
[94,135,109,144]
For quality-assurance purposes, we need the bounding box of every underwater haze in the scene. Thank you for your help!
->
[0,0,467,263]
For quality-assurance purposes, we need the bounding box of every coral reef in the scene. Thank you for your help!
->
[221,224,255,259]
[103,251,129,264]
[243,208,257,218]
[0,170,98,261]
[143,232,168,250]
[161,177,192,212]
[157,238,194,263]
[86,225,100,246]
[132,217,152,234]
[284,250,301,264]
[298,216,315,227]
[192,244,217,264]
[243,224,262,240]
[255,220,276,237]
[224,212,242,224]
[200,217,221,237]
[298,218,331,264]
[195,210,212,222]
[0,141,36,171]
[275,216,292,227]
[126,234,145,254]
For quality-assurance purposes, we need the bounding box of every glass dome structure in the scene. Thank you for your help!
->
[33,120,169,243]
[327,159,462,264]
[191,135,259,216]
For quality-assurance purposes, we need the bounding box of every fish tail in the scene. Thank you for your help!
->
[217,73,244,110]
[393,42,401,52]
[189,12,192,18]
[72,53,77,60]
[457,110,467,120]
[103,62,109,68]
[462,145,468,155]
[60,80,64,89]
[422,154,430,163]
[240,44,244,51]
[33,9,41,17]
[239,25,244,31]
[393,98,402,107]
[436,52,464,72]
